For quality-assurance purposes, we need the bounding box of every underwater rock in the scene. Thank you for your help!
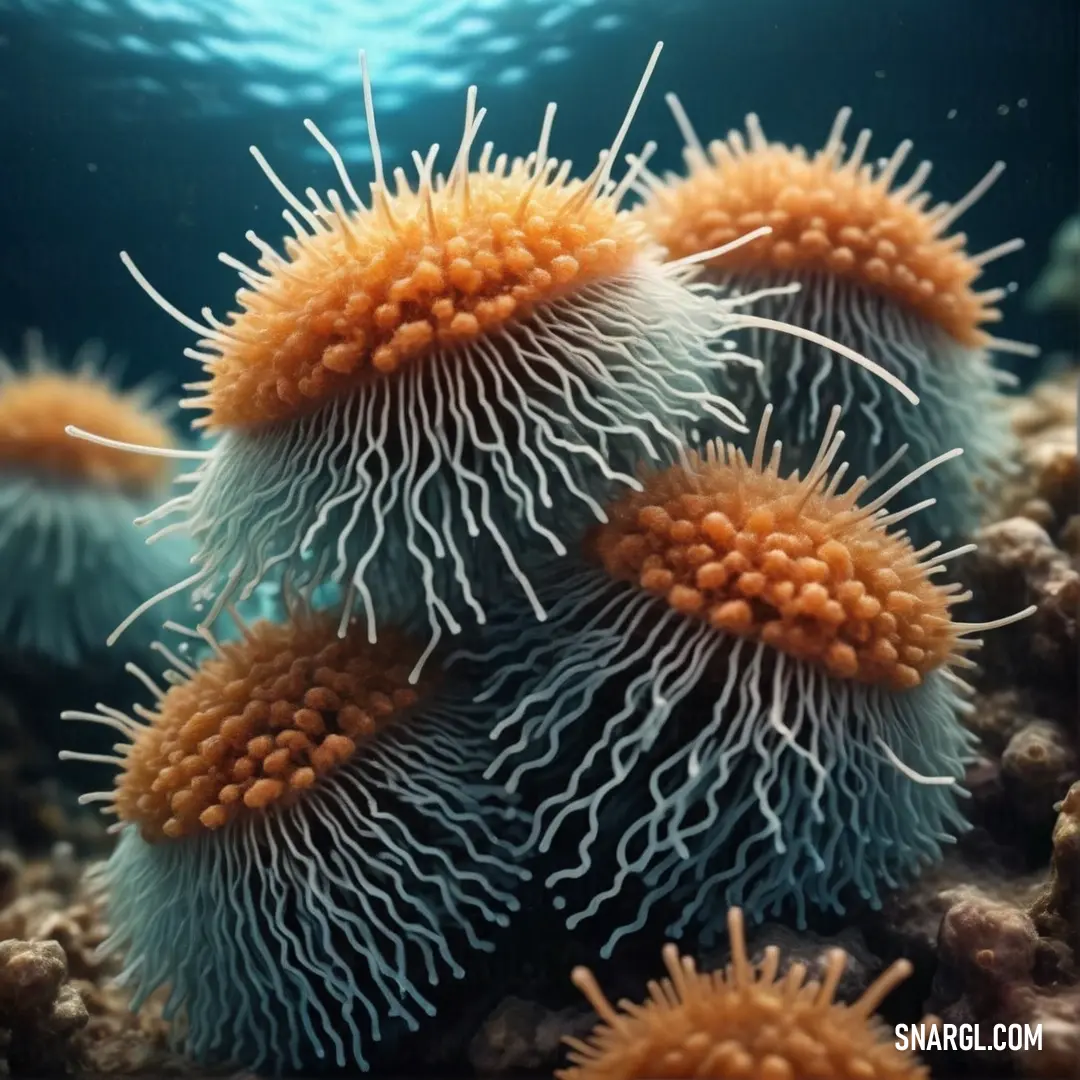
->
[0,938,88,1076]
[0,847,194,1077]
[926,894,1040,1078]
[1005,982,1080,1078]
[957,389,1079,865]
[470,996,596,1076]
[967,517,1079,712]
[968,689,1043,758]
[910,799,1080,1080]
[863,632,1078,1080]
[1030,781,1080,958]
[0,850,21,911]
[0,845,103,959]
[965,368,1079,732]
[868,850,1044,994]
[964,695,1079,852]
[998,367,1079,539]
[1001,722,1080,827]
[938,894,1040,991]
[73,978,192,1078]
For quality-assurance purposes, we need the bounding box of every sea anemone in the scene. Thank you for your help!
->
[60,601,527,1072]
[559,906,928,1080]
[632,103,1038,542]
[0,331,190,666]
[460,405,1035,956]
[73,46,914,679]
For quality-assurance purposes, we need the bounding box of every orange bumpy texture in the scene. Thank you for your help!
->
[0,373,173,492]
[116,614,429,842]
[197,168,641,429]
[635,118,996,345]
[559,908,928,1080]
[592,451,956,691]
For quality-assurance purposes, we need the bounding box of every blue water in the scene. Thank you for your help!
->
[0,0,1076,388]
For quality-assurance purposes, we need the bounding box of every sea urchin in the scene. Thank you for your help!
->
[632,103,1038,542]
[0,331,189,665]
[461,405,1035,955]
[61,601,526,1072]
[559,906,929,1080]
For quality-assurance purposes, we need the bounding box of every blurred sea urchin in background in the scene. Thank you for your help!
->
[0,331,191,668]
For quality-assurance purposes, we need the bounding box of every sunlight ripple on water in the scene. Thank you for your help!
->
[16,0,631,116]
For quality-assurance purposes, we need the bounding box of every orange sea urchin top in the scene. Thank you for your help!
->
[115,612,431,842]
[191,165,642,430]
[634,104,1018,346]
[141,54,662,432]
[591,407,963,691]
[0,368,173,493]
[558,906,928,1080]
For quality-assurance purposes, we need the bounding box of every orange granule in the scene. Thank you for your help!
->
[0,372,173,492]
[189,166,642,430]
[116,613,431,841]
[559,907,928,1080]
[635,109,1001,346]
[592,440,957,691]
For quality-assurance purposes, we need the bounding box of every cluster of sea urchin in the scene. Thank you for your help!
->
[72,44,907,670]
[60,38,1035,1077]
[0,330,191,667]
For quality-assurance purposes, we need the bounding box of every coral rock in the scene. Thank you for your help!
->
[968,517,1079,707]
[1002,721,1080,824]
[470,997,595,1076]
[871,852,1044,995]
[967,688,1043,754]
[0,938,88,1075]
[1006,981,1080,1078]
[0,848,197,1076]
[1002,367,1078,536]
[1030,781,1080,955]
[938,895,1039,991]
[0,937,68,1011]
